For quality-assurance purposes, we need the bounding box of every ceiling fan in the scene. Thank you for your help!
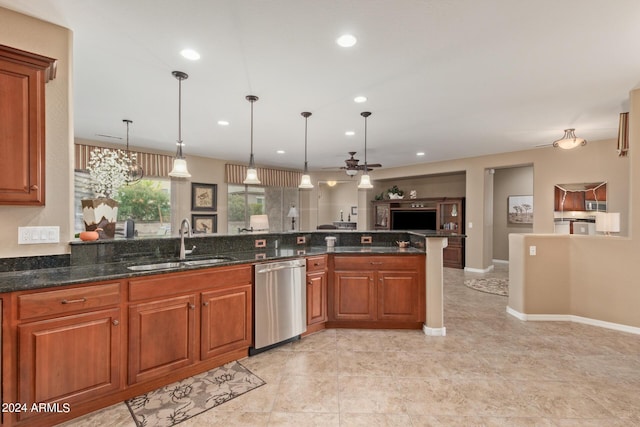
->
[340,151,382,176]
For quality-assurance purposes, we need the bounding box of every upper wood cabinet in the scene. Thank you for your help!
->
[0,44,56,205]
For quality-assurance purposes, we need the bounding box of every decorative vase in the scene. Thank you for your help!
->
[81,198,119,238]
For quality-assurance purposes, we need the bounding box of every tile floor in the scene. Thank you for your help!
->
[59,264,640,426]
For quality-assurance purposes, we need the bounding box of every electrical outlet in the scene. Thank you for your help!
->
[468,222,473,229]
[18,226,60,244]
[255,253,266,260]
[254,239,266,248]
[296,236,306,244]
[529,245,537,256]
[361,236,372,244]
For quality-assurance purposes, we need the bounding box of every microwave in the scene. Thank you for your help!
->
[585,201,607,211]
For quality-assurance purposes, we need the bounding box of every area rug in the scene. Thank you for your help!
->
[464,277,509,296]
[126,361,265,427]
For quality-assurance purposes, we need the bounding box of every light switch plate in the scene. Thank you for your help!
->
[18,226,60,244]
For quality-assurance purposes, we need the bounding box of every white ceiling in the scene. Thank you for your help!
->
[3,0,640,172]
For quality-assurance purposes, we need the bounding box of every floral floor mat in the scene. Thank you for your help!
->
[464,277,509,296]
[125,361,265,427]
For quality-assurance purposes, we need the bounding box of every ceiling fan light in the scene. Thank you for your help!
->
[553,128,587,150]
[346,169,358,176]
[358,173,373,189]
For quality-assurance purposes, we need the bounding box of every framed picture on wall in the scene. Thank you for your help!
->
[508,195,533,224]
[192,214,217,234]
[191,182,217,211]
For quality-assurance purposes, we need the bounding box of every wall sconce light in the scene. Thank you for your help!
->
[168,71,191,178]
[553,128,587,150]
[243,95,261,185]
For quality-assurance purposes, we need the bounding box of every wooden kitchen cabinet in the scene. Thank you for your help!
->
[201,283,252,360]
[15,282,122,421]
[0,45,56,205]
[128,295,197,384]
[305,255,328,328]
[329,254,425,327]
[127,265,253,385]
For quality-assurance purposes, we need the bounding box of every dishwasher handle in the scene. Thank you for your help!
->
[256,260,305,274]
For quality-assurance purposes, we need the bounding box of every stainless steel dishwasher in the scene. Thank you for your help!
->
[251,258,306,354]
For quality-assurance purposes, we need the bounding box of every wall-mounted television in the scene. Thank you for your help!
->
[391,210,437,230]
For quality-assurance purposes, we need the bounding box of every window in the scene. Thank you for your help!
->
[74,170,172,237]
[227,184,298,234]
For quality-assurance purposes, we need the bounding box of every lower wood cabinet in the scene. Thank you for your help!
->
[201,284,252,360]
[330,254,425,327]
[128,295,197,384]
[443,237,464,269]
[17,308,121,420]
[306,255,328,327]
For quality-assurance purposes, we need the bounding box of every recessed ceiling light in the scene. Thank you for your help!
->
[180,49,200,60]
[336,34,357,47]
[276,150,285,154]
[345,131,355,136]
[354,96,367,103]
[417,152,425,156]
[217,120,229,126]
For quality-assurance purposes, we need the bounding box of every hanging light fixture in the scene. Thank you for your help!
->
[243,95,261,184]
[123,119,144,184]
[358,111,373,189]
[299,111,314,189]
[168,70,191,178]
[553,128,587,150]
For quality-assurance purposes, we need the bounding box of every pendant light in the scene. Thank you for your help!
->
[358,111,373,189]
[123,119,144,184]
[299,111,314,189]
[553,128,587,150]
[168,70,191,178]
[243,95,261,184]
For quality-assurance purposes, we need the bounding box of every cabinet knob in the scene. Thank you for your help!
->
[112,319,119,326]
[203,301,209,306]
[188,303,195,310]
[30,185,39,190]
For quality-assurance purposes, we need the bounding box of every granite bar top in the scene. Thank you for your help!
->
[0,245,424,294]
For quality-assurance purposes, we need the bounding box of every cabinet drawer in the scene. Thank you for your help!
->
[333,255,421,271]
[18,282,121,321]
[306,255,327,272]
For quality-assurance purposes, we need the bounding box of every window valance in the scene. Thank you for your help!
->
[74,144,173,178]
[225,164,302,188]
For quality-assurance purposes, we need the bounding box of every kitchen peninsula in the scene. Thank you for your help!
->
[0,230,451,427]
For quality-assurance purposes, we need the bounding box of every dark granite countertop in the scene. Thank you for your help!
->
[0,246,424,294]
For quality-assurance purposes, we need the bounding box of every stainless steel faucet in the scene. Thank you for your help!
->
[179,218,193,260]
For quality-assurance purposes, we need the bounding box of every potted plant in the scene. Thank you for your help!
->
[81,148,134,238]
[387,185,405,199]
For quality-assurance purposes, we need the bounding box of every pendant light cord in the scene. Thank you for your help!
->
[177,77,183,157]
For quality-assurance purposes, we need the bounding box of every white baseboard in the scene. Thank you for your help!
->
[423,325,447,336]
[492,259,509,264]
[464,265,495,273]
[506,306,640,335]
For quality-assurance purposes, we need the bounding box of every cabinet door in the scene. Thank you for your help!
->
[332,271,376,320]
[18,308,121,419]
[437,201,461,231]
[128,295,196,384]
[0,47,54,205]
[377,271,420,322]
[306,271,328,325]
[201,284,252,360]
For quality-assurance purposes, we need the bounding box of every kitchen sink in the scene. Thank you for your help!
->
[183,256,235,266]
[128,256,236,271]
[127,262,183,271]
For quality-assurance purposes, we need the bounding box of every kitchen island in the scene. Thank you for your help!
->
[0,230,452,427]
